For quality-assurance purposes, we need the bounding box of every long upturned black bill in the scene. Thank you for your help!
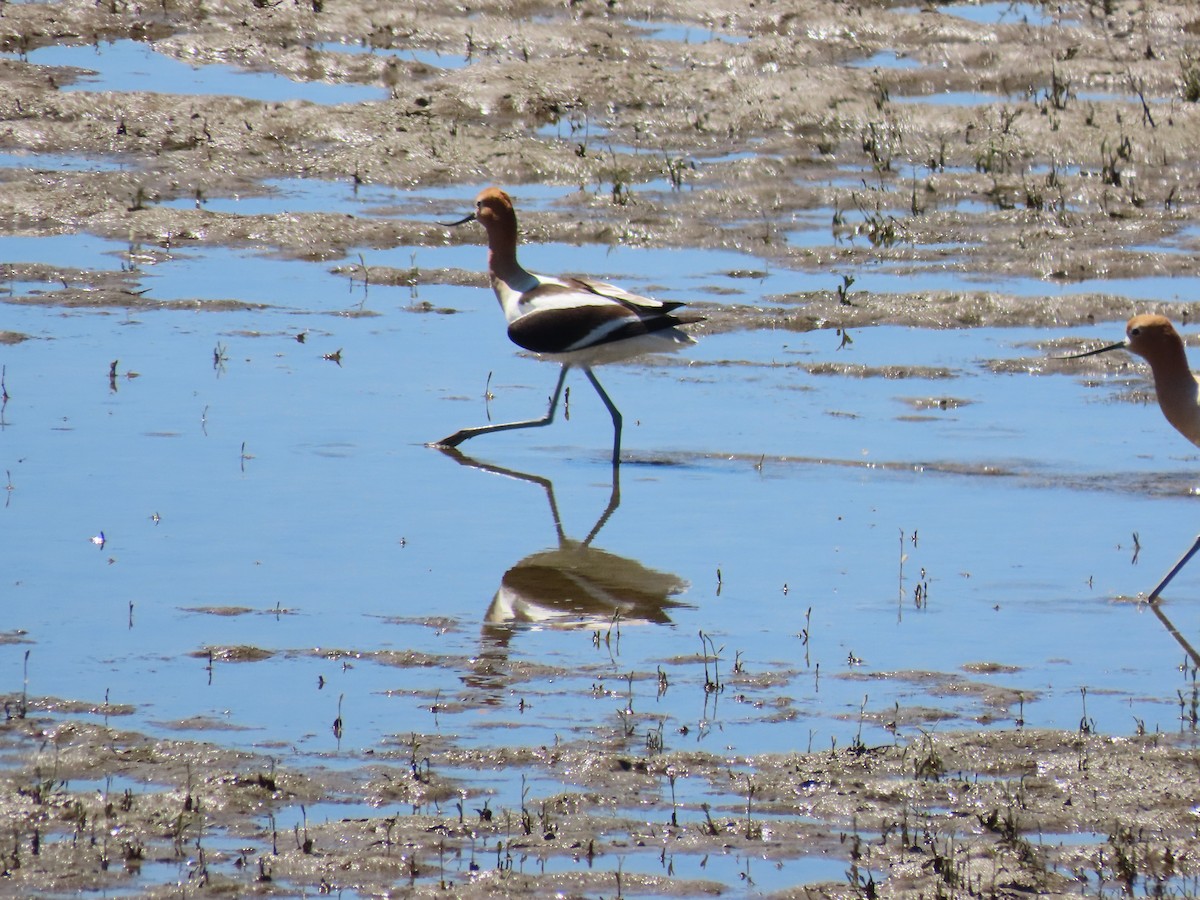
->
[1060,340,1127,359]
[437,212,476,227]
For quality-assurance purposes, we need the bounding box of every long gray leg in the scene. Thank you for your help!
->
[583,367,622,467]
[435,365,571,449]
[1148,534,1200,601]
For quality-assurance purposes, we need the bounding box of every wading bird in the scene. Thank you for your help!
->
[435,187,701,466]
[1068,314,1200,599]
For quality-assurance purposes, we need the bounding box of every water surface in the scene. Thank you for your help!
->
[5,39,386,103]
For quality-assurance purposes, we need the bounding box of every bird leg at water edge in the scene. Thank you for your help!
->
[1147,533,1200,601]
[583,367,622,467]
[436,365,571,448]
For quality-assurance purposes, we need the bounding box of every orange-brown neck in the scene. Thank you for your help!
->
[1141,341,1200,447]
[480,203,520,271]
[486,240,522,283]
[481,208,532,293]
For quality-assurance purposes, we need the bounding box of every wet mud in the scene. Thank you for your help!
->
[3,701,1199,897]
[3,0,1200,896]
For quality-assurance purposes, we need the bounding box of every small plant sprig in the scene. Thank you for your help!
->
[699,631,722,694]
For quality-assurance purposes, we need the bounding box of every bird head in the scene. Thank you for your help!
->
[1122,314,1182,363]
[1062,314,1182,364]
[439,187,516,233]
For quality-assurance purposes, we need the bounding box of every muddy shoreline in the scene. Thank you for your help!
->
[4,700,1198,897]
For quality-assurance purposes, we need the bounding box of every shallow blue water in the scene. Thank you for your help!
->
[848,50,922,70]
[4,39,385,104]
[157,178,576,218]
[0,150,131,172]
[2,235,1198,774]
[625,19,749,44]
[893,2,1068,28]
[942,1,1069,27]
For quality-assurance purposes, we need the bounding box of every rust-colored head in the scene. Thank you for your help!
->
[440,187,520,272]
[464,187,522,279]
[470,187,516,233]
[1123,314,1184,364]
[1065,313,1185,366]
[1120,314,1200,447]
[440,187,515,231]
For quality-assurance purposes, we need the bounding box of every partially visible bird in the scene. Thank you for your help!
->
[1067,313,1200,598]
[435,187,701,465]
[1070,314,1200,445]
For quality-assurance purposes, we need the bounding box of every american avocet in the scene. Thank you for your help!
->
[1068,313,1200,599]
[434,187,701,465]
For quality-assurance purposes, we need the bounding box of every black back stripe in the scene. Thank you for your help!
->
[508,305,687,353]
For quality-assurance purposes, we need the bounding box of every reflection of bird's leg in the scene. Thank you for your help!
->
[433,444,566,542]
[437,441,621,550]
[583,367,622,467]
[1148,534,1200,601]
[538,467,566,546]
[437,365,571,449]
[1148,588,1200,668]
[581,463,621,549]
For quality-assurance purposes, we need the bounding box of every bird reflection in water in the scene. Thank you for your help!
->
[1147,597,1200,671]
[437,448,690,697]
[1144,598,1200,730]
